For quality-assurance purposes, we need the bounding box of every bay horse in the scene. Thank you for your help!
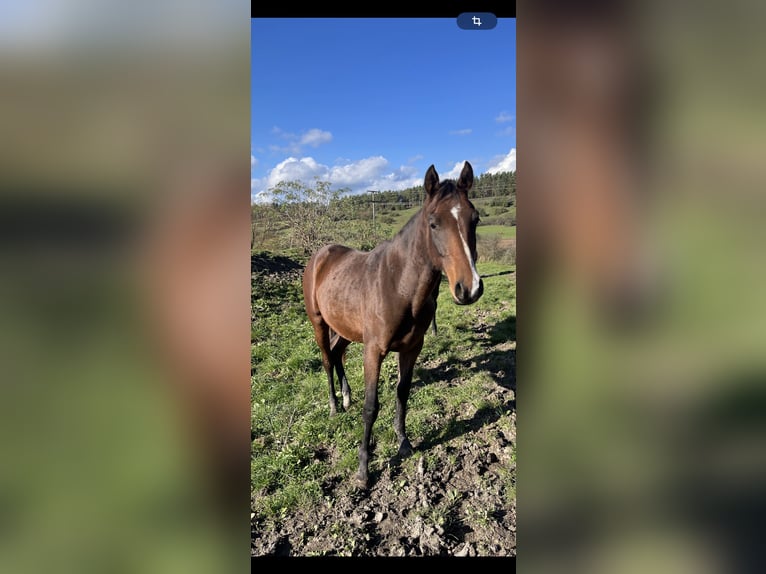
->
[302,161,484,488]
[430,281,440,335]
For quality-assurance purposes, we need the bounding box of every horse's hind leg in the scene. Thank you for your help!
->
[313,323,339,416]
[331,334,351,410]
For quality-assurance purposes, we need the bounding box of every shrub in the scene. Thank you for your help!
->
[478,235,515,265]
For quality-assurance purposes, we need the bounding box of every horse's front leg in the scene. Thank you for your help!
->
[430,281,439,336]
[395,341,423,458]
[357,344,384,488]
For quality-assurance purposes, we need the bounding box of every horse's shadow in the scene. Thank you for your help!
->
[352,314,516,491]
[410,313,516,453]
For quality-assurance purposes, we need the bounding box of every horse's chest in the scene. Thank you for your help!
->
[384,302,433,351]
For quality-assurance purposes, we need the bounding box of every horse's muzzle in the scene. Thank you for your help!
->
[454,278,484,305]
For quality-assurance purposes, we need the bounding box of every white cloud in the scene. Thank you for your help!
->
[495,111,514,123]
[449,128,473,136]
[443,161,468,180]
[268,127,333,154]
[251,154,258,167]
[265,156,326,189]
[368,165,421,192]
[251,156,423,201]
[252,177,270,203]
[252,191,273,204]
[299,128,332,147]
[487,148,516,174]
[497,125,515,137]
[329,156,388,186]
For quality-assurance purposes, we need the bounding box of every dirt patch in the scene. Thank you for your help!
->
[251,348,516,557]
[252,252,304,279]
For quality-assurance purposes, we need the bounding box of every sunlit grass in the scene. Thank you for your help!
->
[251,259,514,521]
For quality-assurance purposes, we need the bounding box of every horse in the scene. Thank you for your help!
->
[430,279,441,335]
[302,161,484,488]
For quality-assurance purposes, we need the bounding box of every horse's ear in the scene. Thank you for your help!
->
[424,165,439,197]
[457,161,474,192]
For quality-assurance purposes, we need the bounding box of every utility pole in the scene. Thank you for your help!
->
[367,190,378,229]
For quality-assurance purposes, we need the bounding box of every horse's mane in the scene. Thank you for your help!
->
[431,179,459,202]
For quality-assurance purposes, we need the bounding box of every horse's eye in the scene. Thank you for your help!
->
[430,222,437,229]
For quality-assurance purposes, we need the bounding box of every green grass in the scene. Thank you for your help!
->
[387,207,515,239]
[251,259,515,521]
[478,225,516,239]
[389,206,421,228]
[385,201,516,241]
[253,199,514,255]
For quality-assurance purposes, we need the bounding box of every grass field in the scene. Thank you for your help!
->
[388,203,515,240]
[251,257,515,554]
[478,225,516,239]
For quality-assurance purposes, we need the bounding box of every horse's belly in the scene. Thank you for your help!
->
[327,314,364,344]
[316,283,365,343]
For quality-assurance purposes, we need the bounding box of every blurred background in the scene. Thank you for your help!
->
[0,1,250,572]
[519,0,766,573]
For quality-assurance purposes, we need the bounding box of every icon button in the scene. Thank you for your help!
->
[457,13,497,30]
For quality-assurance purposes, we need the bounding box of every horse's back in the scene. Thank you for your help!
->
[303,244,369,343]
[303,244,360,308]
[304,244,357,287]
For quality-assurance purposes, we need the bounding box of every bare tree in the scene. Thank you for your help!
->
[270,178,345,256]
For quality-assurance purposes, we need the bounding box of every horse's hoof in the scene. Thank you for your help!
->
[397,439,414,458]
[329,406,338,417]
[355,473,369,489]
[342,395,351,410]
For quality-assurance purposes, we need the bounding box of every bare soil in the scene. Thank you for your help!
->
[251,401,516,557]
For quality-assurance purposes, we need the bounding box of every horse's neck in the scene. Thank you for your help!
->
[388,212,441,298]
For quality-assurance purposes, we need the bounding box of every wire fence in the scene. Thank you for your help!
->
[368,187,515,209]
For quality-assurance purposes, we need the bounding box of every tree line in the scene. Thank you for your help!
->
[341,169,515,209]
[252,170,515,257]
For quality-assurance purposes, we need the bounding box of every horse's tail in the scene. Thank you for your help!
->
[328,328,348,364]
[329,327,338,348]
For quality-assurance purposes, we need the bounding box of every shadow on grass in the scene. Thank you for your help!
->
[415,314,515,390]
[417,400,513,453]
[411,313,516,452]
[480,269,515,279]
[251,251,304,274]
[489,314,516,346]
[311,313,517,491]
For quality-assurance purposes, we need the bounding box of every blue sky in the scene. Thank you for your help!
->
[251,18,516,202]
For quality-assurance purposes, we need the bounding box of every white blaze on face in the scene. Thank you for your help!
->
[450,205,481,298]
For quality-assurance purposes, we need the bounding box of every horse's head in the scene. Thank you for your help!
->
[424,161,484,305]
